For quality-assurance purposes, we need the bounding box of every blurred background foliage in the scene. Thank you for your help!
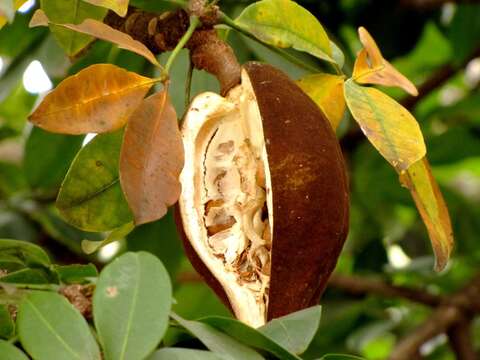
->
[0,0,479,359]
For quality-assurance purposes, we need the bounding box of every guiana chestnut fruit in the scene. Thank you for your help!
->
[177,62,349,328]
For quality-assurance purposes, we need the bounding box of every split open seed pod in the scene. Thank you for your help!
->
[177,62,349,328]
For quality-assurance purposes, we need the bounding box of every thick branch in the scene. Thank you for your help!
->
[328,274,443,307]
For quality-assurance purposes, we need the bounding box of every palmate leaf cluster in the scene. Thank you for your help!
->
[0,0,479,359]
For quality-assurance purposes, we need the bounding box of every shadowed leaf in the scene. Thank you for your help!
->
[400,158,454,271]
[82,222,134,254]
[120,91,184,225]
[30,10,161,67]
[39,0,107,56]
[29,64,154,134]
[147,348,224,360]
[0,340,29,360]
[344,79,426,172]
[82,0,128,17]
[235,0,333,63]
[57,131,133,232]
[297,74,345,130]
[353,27,418,96]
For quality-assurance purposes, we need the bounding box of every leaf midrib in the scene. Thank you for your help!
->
[60,178,119,209]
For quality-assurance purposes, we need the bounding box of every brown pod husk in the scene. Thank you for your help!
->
[176,62,349,328]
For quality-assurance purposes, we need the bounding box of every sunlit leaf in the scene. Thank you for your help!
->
[17,292,100,360]
[29,64,154,135]
[93,252,172,360]
[57,131,133,232]
[400,158,454,271]
[235,0,333,63]
[39,0,107,56]
[352,27,418,96]
[171,313,265,360]
[30,10,161,67]
[344,79,426,172]
[297,73,345,130]
[0,340,29,360]
[82,222,135,254]
[82,0,129,17]
[0,0,27,28]
[120,91,184,225]
[259,306,321,355]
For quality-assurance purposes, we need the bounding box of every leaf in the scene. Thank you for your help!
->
[82,221,135,254]
[0,305,15,339]
[93,252,172,360]
[24,128,84,193]
[0,162,27,197]
[259,306,321,355]
[448,4,480,66]
[120,91,184,225]
[39,0,107,56]
[54,264,98,284]
[297,73,346,130]
[319,355,366,360]
[352,27,418,96]
[200,316,301,360]
[0,239,51,269]
[235,0,333,63]
[147,348,225,360]
[344,79,426,172]
[30,10,161,67]
[56,130,133,232]
[400,158,454,271]
[17,291,101,360]
[171,313,265,360]
[29,64,153,135]
[0,268,52,284]
[82,0,128,17]
[0,82,36,139]
[0,339,29,360]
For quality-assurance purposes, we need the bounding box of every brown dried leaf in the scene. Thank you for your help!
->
[29,64,154,134]
[353,27,418,96]
[400,158,454,271]
[29,9,161,67]
[120,90,184,225]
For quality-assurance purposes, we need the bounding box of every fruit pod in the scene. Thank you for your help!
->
[176,62,349,328]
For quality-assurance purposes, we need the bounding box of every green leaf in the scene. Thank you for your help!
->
[0,268,52,284]
[319,355,366,360]
[259,306,322,355]
[40,0,107,56]
[0,162,27,197]
[54,264,98,284]
[147,348,225,360]
[93,252,172,360]
[171,313,265,360]
[0,339,29,360]
[448,4,480,65]
[200,316,301,360]
[24,128,84,193]
[235,0,333,62]
[0,305,15,339]
[82,222,134,254]
[0,82,36,140]
[0,239,51,269]
[56,130,133,232]
[344,79,426,172]
[17,291,101,360]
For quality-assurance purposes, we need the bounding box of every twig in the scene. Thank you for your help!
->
[447,319,477,360]
[328,273,443,307]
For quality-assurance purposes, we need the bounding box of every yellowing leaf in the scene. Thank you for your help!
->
[29,64,154,135]
[344,79,426,171]
[235,0,334,63]
[353,27,418,96]
[82,0,128,17]
[400,158,454,271]
[30,10,161,67]
[40,0,107,56]
[297,73,346,131]
[120,91,184,225]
